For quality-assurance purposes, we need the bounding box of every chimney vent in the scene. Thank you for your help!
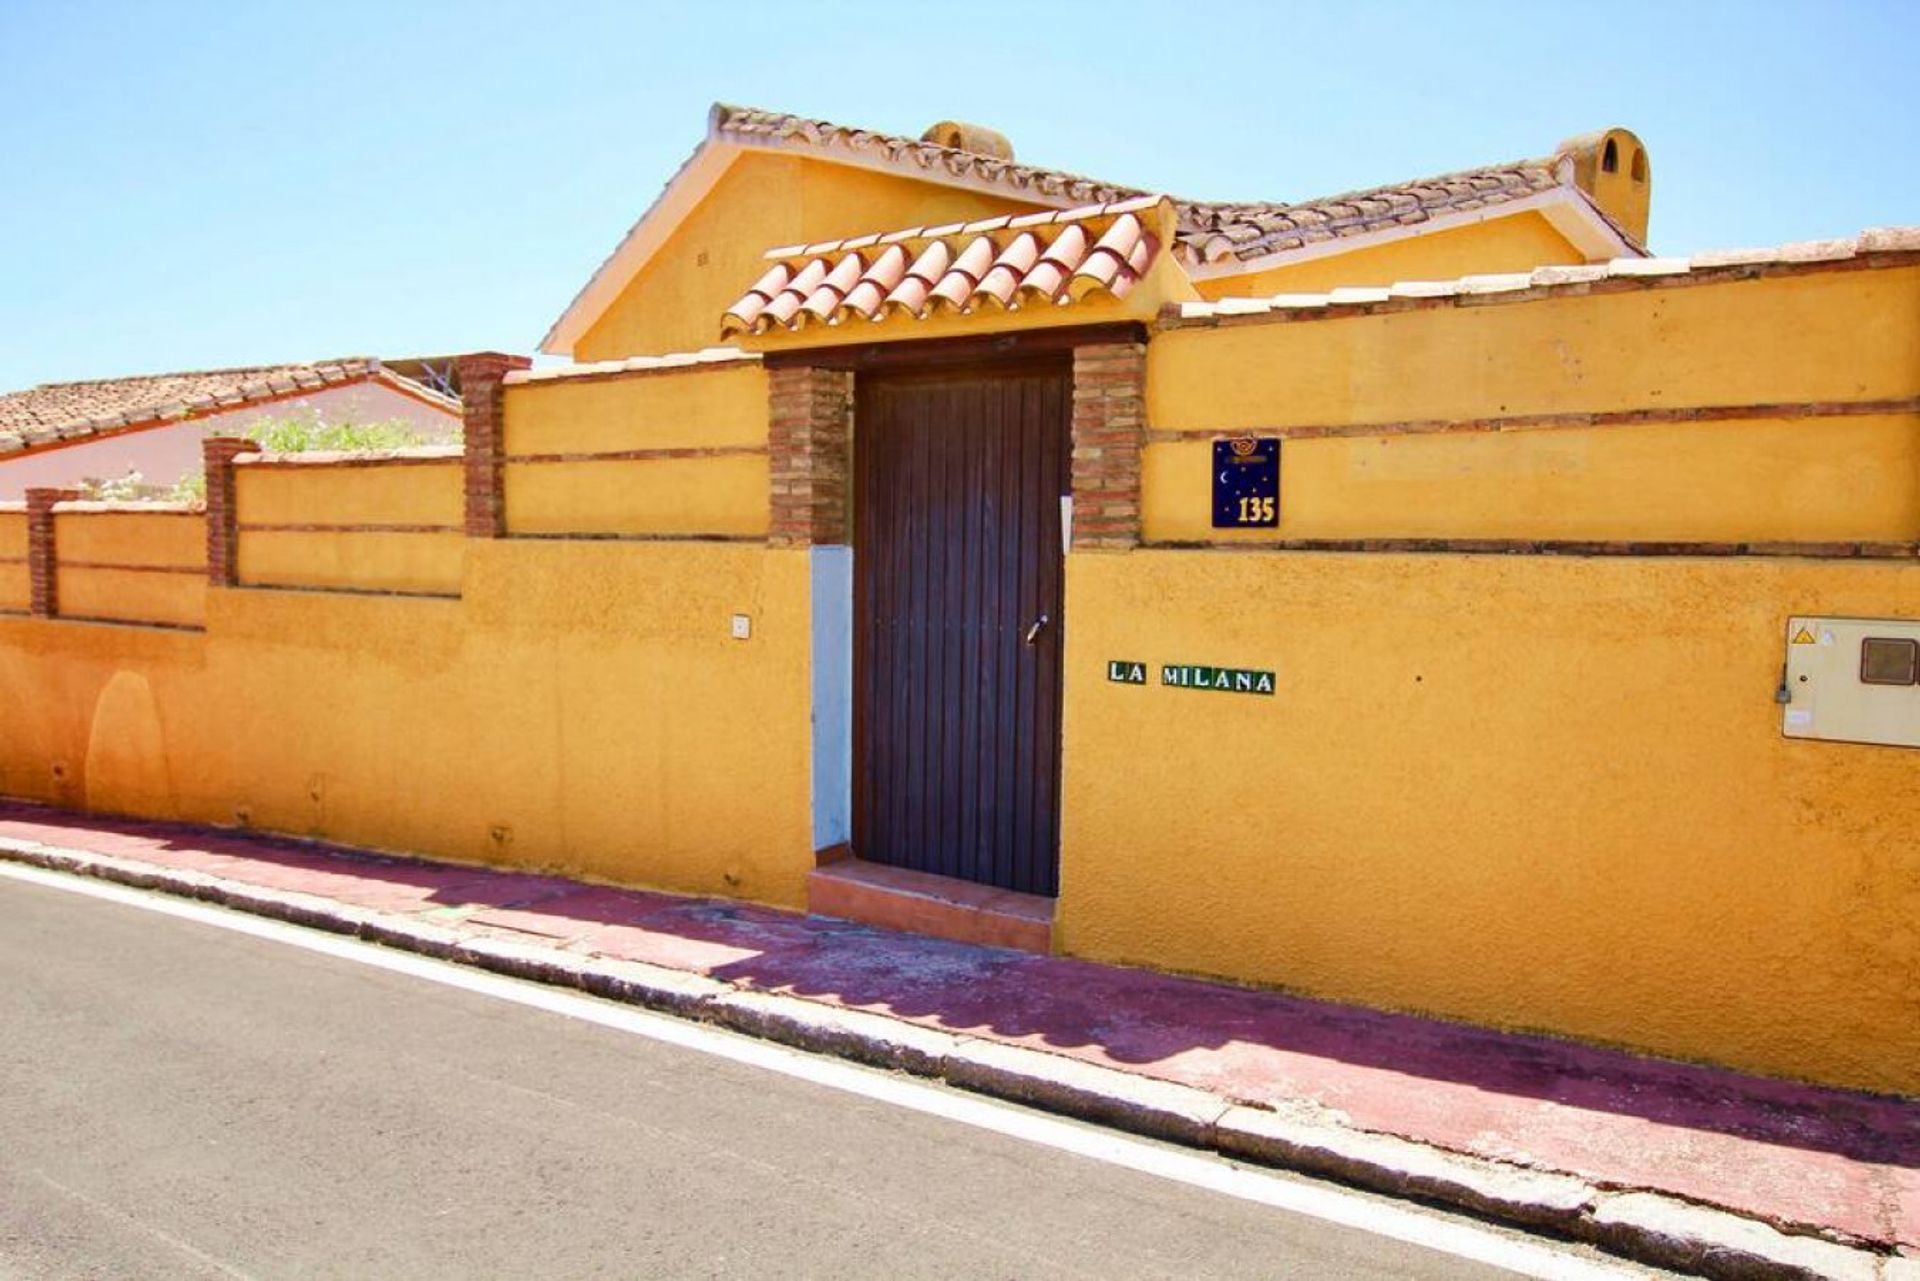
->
[920,120,1014,161]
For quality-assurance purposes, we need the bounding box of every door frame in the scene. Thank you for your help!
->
[849,355,1073,894]
[769,323,1149,887]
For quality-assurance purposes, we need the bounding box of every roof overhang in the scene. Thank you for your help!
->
[540,139,743,358]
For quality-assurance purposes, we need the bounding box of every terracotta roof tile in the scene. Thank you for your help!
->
[721,201,1163,336]
[547,105,1653,356]
[709,105,1603,271]
[842,244,910,320]
[885,240,953,316]
[0,359,458,458]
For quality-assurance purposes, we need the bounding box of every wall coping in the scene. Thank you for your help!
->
[504,347,759,388]
[1139,537,1920,560]
[1160,228,1920,330]
[237,445,463,468]
[50,501,204,515]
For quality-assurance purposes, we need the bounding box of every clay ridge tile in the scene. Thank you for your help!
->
[1170,160,1563,265]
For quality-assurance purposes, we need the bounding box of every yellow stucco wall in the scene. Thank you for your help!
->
[0,510,25,559]
[1147,266,1920,544]
[0,541,817,907]
[55,510,204,568]
[1154,266,1920,435]
[574,151,1052,362]
[236,461,462,527]
[504,366,767,454]
[1055,551,1920,1096]
[1,233,1913,1096]
[56,568,206,629]
[1144,413,1920,543]
[51,511,206,628]
[234,461,464,596]
[506,458,768,538]
[1195,209,1586,299]
[0,510,31,611]
[502,365,770,537]
[1068,258,1920,1094]
[239,530,466,596]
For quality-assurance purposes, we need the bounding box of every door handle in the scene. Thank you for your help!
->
[1024,613,1050,647]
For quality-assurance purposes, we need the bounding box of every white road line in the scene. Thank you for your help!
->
[23,1168,256,1281]
[0,861,1652,1281]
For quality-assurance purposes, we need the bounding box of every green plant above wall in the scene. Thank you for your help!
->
[77,418,451,506]
[234,416,454,454]
[78,470,206,505]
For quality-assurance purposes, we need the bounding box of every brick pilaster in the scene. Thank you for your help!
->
[458,351,532,539]
[202,436,257,587]
[768,365,852,547]
[25,487,81,617]
[1070,341,1146,550]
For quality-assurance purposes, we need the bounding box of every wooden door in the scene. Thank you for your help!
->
[853,361,1069,897]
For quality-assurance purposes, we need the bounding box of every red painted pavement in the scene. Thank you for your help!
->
[2,802,1911,1249]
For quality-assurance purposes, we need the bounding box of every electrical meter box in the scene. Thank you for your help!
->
[1782,616,1920,749]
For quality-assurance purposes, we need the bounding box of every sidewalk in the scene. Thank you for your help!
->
[1,801,1911,1281]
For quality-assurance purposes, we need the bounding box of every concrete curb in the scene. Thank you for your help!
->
[0,837,1902,1281]
[944,1036,1232,1147]
[1215,1102,1594,1234]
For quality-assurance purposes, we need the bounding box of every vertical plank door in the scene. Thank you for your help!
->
[854,361,1069,897]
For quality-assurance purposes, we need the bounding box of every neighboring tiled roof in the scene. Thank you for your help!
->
[1164,227,1920,324]
[710,104,1609,269]
[722,198,1164,336]
[0,359,459,456]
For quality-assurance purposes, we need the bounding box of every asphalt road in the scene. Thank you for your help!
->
[0,874,1608,1280]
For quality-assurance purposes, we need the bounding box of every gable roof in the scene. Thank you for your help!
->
[712,106,1637,269]
[0,358,459,457]
[542,103,1642,354]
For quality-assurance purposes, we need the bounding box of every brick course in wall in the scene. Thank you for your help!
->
[459,352,533,539]
[25,487,82,617]
[201,436,257,588]
[1071,341,1147,550]
[768,365,852,547]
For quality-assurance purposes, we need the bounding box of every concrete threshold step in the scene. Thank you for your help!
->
[806,857,1053,954]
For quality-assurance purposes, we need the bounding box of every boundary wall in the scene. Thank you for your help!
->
[1,255,1915,1093]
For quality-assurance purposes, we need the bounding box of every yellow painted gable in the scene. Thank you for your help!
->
[573,150,1053,363]
[1194,209,1586,299]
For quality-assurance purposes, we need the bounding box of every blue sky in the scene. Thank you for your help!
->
[1,0,1913,390]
